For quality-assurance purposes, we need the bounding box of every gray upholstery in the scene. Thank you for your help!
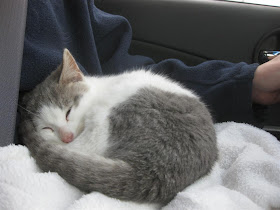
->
[0,0,28,146]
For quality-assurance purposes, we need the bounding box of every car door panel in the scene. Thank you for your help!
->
[96,0,280,64]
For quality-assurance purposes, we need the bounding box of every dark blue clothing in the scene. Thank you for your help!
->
[21,0,259,124]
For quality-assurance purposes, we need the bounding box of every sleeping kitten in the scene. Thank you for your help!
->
[19,49,218,204]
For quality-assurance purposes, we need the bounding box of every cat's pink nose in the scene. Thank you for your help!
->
[59,127,74,143]
[62,132,74,143]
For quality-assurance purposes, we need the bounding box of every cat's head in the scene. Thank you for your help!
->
[20,49,89,144]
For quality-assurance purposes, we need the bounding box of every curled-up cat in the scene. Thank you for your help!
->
[19,49,218,204]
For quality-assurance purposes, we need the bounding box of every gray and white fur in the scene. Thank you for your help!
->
[19,49,218,204]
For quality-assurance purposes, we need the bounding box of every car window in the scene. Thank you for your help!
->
[221,0,280,7]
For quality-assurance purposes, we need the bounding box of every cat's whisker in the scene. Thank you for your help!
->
[18,104,40,117]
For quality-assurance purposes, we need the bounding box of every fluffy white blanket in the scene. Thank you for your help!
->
[1,122,280,210]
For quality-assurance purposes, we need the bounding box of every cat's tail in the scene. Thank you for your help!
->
[21,125,164,203]
[34,142,163,203]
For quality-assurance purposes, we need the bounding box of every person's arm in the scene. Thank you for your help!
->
[150,56,280,125]
[253,55,280,105]
[150,59,258,124]
[22,0,280,127]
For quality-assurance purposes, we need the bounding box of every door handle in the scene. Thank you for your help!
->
[259,50,280,63]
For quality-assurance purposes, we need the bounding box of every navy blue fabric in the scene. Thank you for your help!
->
[21,0,259,124]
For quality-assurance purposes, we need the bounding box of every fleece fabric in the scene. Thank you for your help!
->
[1,122,280,210]
[21,0,259,124]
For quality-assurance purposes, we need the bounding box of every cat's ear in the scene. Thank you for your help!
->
[59,49,84,85]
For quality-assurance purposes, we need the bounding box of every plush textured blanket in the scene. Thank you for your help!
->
[1,122,280,210]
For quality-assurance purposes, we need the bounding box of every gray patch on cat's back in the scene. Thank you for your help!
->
[106,87,218,203]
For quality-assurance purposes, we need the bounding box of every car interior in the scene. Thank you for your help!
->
[95,0,280,139]
[3,0,280,147]
[0,0,280,208]
[0,0,28,146]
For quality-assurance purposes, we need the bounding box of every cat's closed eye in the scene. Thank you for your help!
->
[42,127,54,132]
[66,108,71,121]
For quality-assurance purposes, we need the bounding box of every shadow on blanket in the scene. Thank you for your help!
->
[1,122,280,210]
